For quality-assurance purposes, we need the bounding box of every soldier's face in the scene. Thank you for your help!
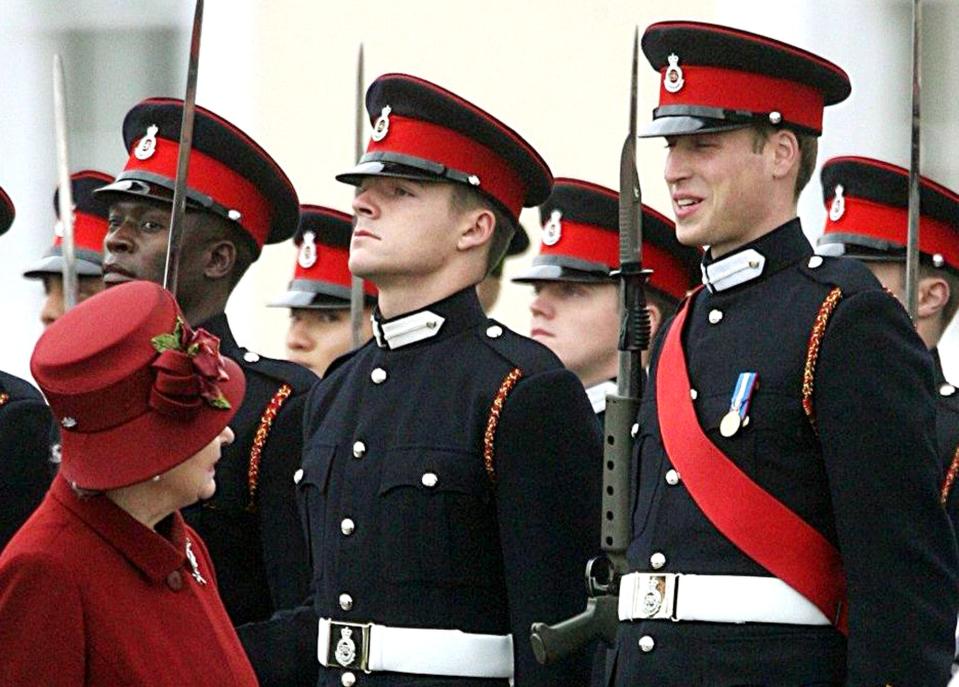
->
[349,177,460,283]
[286,307,371,377]
[39,274,105,328]
[103,198,209,302]
[664,128,776,257]
[529,281,619,388]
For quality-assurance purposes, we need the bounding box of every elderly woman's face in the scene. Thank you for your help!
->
[159,425,235,507]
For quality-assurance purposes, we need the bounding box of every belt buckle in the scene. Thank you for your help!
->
[326,621,372,673]
[634,573,679,620]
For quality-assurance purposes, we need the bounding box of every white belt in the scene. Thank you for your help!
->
[318,618,514,679]
[618,572,831,626]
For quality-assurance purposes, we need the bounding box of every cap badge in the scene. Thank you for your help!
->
[664,54,685,94]
[371,105,392,142]
[134,124,159,160]
[542,209,563,246]
[298,230,318,269]
[829,184,846,222]
[335,627,357,667]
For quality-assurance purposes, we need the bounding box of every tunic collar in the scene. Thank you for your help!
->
[371,287,486,351]
[701,218,812,293]
[585,380,618,415]
[50,475,189,584]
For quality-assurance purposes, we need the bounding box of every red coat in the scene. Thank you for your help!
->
[0,476,258,686]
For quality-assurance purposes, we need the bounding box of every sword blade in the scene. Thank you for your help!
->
[350,43,366,348]
[52,54,78,312]
[905,0,922,322]
[163,0,204,295]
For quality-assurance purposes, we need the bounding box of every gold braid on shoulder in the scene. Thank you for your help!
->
[802,287,843,432]
[483,368,523,483]
[247,383,293,511]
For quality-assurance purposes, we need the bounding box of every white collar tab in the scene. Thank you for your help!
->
[701,249,766,293]
[372,310,446,350]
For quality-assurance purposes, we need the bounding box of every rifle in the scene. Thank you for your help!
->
[162,0,204,294]
[529,28,653,663]
[52,54,78,312]
[904,0,922,321]
[350,44,366,348]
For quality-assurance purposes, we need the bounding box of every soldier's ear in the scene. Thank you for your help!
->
[457,207,496,252]
[204,239,236,281]
[647,301,663,339]
[917,275,950,321]
[769,128,800,182]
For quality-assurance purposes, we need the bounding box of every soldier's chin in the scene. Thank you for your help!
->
[103,272,135,286]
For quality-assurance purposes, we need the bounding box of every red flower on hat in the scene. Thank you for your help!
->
[149,318,232,418]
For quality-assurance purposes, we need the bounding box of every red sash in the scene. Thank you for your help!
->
[656,295,848,634]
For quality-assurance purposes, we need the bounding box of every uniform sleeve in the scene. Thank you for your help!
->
[0,552,85,684]
[0,398,54,549]
[257,392,312,612]
[815,290,959,686]
[493,367,603,687]
[236,596,319,687]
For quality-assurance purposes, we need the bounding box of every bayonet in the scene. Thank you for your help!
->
[163,0,204,294]
[350,44,366,348]
[905,0,922,321]
[52,54,78,311]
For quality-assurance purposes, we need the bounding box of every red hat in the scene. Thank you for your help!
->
[31,280,245,490]
[23,170,113,279]
[96,98,299,254]
[817,156,959,273]
[512,178,701,302]
[640,21,851,137]
[337,73,553,223]
[269,205,377,309]
[0,185,14,236]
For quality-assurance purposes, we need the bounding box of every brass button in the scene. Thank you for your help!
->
[665,469,680,486]
[341,518,355,536]
[339,593,353,611]
[341,672,356,686]
[807,256,824,269]
[630,423,639,439]
[638,635,655,653]
[421,472,438,488]
[486,325,504,338]
[293,468,304,485]
[371,368,388,384]
[352,441,366,459]
[940,383,956,397]
[243,350,261,363]
[689,388,698,400]
[650,552,666,570]
[708,309,723,325]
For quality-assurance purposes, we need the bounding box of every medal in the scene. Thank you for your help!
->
[719,372,759,438]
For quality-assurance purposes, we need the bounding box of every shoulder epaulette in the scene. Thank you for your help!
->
[797,255,885,295]
[474,320,563,376]
[233,349,317,394]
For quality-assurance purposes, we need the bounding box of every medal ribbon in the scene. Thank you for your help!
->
[729,372,759,422]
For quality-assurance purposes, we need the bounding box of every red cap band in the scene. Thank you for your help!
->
[124,136,272,249]
[660,65,825,133]
[540,219,694,301]
[823,195,959,270]
[53,211,107,253]
[293,243,377,297]
[366,114,526,218]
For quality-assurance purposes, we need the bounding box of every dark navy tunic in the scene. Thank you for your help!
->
[613,221,959,686]
[0,370,54,551]
[933,349,959,530]
[241,288,601,687]
[182,313,316,625]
